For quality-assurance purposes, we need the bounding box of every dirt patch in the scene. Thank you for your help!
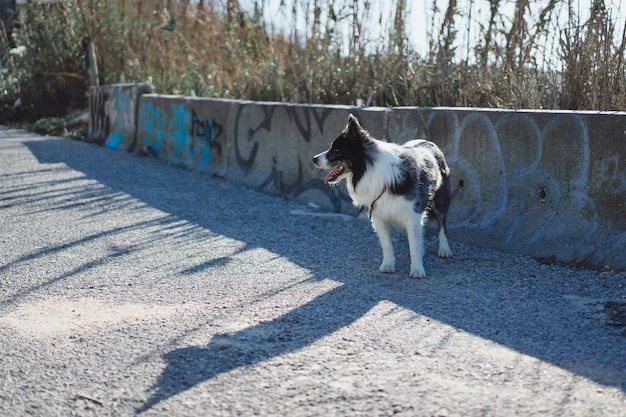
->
[0,298,200,337]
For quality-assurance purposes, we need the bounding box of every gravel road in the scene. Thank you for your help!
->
[1,126,625,417]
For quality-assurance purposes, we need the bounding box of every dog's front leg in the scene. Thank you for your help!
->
[407,220,426,278]
[371,217,395,273]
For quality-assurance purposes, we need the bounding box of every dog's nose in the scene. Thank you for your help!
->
[313,156,319,165]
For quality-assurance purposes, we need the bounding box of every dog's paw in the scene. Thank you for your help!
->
[438,246,452,258]
[409,264,426,279]
[379,262,395,273]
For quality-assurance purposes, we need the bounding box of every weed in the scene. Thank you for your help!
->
[1,0,626,124]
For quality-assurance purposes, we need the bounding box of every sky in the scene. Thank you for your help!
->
[237,0,625,66]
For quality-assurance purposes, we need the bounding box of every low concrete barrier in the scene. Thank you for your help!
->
[90,84,626,270]
[88,83,155,150]
[389,107,626,269]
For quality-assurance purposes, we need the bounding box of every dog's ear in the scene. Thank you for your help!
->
[344,114,365,142]
[347,114,361,130]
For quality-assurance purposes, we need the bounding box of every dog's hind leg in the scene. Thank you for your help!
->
[426,201,452,258]
[407,214,427,278]
[437,227,452,258]
[371,217,395,274]
[429,206,452,258]
[432,177,453,258]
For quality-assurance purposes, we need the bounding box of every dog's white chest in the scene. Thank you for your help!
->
[370,196,419,227]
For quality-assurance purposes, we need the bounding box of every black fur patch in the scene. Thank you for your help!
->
[387,153,434,213]
[325,119,376,190]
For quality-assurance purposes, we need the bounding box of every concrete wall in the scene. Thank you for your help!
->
[389,107,626,269]
[88,83,154,150]
[90,84,626,270]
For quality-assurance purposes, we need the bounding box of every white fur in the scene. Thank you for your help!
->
[370,197,428,278]
[438,227,452,258]
[314,128,451,278]
[348,139,435,278]
[347,140,403,206]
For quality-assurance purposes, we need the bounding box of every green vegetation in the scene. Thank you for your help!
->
[1,0,625,124]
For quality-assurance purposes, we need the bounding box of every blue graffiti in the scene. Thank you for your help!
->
[106,89,134,150]
[139,103,222,167]
[139,102,167,154]
[169,104,190,153]
[114,89,131,113]
[106,133,125,149]
[190,109,223,167]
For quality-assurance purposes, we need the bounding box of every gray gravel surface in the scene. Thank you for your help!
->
[1,126,625,417]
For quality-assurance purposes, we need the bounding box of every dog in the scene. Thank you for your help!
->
[313,114,452,278]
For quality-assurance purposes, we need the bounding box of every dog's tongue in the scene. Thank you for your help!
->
[324,166,343,183]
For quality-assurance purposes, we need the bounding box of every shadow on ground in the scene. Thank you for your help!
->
[19,138,626,412]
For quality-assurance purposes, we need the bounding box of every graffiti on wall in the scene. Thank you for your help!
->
[89,83,154,152]
[130,95,624,266]
[232,105,625,265]
[394,110,601,259]
[139,102,223,168]
[88,86,112,144]
[232,104,352,212]
[106,88,135,150]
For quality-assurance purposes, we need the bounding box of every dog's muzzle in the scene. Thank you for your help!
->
[312,152,327,169]
[313,152,345,184]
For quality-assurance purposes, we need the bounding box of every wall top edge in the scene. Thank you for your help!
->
[91,82,154,90]
[96,84,626,117]
[394,105,626,116]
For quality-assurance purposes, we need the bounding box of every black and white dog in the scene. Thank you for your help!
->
[313,114,452,278]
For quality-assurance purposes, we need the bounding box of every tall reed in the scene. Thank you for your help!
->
[1,0,626,122]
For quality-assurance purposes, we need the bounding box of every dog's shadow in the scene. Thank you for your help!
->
[21,139,626,414]
[137,283,377,413]
[138,235,626,414]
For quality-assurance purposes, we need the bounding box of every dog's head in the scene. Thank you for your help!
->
[312,114,372,185]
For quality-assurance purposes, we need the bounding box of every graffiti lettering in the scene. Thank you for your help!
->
[88,87,112,144]
[138,102,223,168]
[190,109,223,166]
[140,102,167,154]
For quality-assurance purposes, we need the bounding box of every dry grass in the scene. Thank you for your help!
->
[2,0,626,121]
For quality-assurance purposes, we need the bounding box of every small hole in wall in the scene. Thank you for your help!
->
[538,186,547,202]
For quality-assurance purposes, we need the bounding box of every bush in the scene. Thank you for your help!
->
[1,1,88,122]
